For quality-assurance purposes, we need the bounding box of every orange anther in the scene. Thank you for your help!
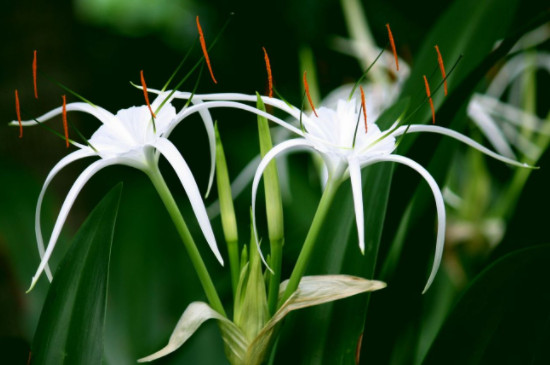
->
[15,90,22,138]
[423,75,435,124]
[303,71,318,117]
[33,50,38,99]
[140,70,156,119]
[386,23,399,71]
[359,85,367,133]
[434,45,447,96]
[262,47,273,98]
[197,16,218,84]
[62,95,69,148]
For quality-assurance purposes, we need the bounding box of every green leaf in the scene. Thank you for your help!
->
[422,245,550,365]
[396,0,521,128]
[31,183,122,365]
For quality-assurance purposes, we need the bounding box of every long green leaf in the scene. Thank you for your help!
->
[31,183,122,364]
[422,245,550,365]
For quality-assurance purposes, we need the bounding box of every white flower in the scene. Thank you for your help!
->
[11,91,226,290]
[141,88,531,292]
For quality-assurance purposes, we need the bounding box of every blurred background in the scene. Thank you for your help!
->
[1,0,549,364]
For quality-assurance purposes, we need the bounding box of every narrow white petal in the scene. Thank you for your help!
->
[393,124,534,168]
[252,139,317,270]
[143,87,304,122]
[191,99,216,199]
[153,138,224,265]
[36,149,96,281]
[28,158,117,291]
[207,155,261,219]
[348,160,365,254]
[365,154,446,293]
[10,102,115,127]
[167,101,305,137]
[467,97,516,159]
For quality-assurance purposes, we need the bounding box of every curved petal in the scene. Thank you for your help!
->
[393,124,535,168]
[153,138,223,265]
[28,157,119,291]
[467,96,516,159]
[252,139,317,270]
[348,160,365,254]
[10,102,116,127]
[143,87,304,122]
[36,149,96,281]
[167,101,305,137]
[192,99,216,199]
[364,154,445,293]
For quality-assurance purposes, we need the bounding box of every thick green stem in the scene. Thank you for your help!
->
[147,166,226,316]
[279,177,341,306]
[267,238,284,316]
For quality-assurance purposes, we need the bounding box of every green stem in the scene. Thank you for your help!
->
[267,238,284,316]
[147,166,226,316]
[279,177,341,306]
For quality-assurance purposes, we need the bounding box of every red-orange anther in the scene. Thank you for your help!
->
[434,45,447,96]
[303,71,318,117]
[423,75,435,124]
[359,85,367,133]
[197,16,218,84]
[15,90,22,138]
[262,47,273,98]
[386,23,399,71]
[62,95,69,148]
[140,70,156,119]
[33,50,38,99]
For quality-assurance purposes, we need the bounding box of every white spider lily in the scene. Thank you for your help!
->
[11,92,229,290]
[142,89,530,291]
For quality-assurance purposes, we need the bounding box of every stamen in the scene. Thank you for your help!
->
[15,90,22,138]
[434,45,447,96]
[423,75,435,124]
[303,71,318,117]
[140,70,156,119]
[197,15,218,84]
[386,23,399,71]
[33,50,38,99]
[62,95,69,148]
[360,85,367,133]
[262,47,273,98]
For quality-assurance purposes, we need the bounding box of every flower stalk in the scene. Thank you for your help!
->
[256,94,285,316]
[215,123,241,295]
[147,163,226,316]
[280,174,342,305]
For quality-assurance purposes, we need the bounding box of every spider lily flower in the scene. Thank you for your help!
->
[143,87,531,291]
[10,91,226,290]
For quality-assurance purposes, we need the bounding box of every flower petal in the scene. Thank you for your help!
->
[467,95,516,159]
[365,154,445,293]
[144,87,304,122]
[28,157,118,291]
[10,102,116,127]
[393,124,535,168]
[348,159,366,254]
[153,138,224,265]
[252,139,317,269]
[167,100,305,137]
[36,149,96,281]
